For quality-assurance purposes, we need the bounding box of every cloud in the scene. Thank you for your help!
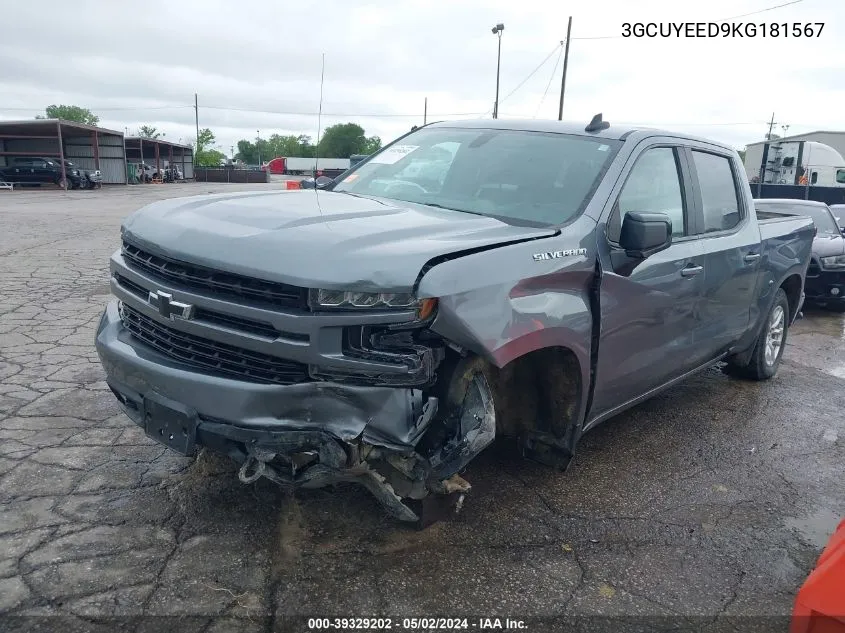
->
[1,0,843,151]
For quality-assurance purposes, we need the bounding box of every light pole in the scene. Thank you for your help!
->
[491,23,504,119]
[256,130,261,167]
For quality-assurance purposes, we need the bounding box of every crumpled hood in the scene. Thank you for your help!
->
[122,190,556,291]
[813,233,845,259]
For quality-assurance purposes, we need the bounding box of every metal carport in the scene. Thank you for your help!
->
[124,137,194,181]
[0,119,126,185]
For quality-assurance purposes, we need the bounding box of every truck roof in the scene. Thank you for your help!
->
[427,118,736,152]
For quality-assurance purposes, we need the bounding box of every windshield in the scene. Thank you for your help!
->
[757,201,841,234]
[332,127,621,226]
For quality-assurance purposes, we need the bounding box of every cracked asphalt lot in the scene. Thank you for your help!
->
[1,185,843,632]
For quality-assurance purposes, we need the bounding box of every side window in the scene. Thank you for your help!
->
[811,171,818,185]
[836,169,845,184]
[609,147,686,242]
[691,150,741,233]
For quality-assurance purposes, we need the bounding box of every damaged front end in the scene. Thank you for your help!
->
[222,360,497,525]
[96,295,498,525]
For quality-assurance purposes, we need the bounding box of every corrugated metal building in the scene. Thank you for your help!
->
[0,119,195,185]
[744,131,845,181]
[0,119,127,184]
[125,136,194,180]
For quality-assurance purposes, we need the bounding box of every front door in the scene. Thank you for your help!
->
[39,160,56,183]
[590,144,705,422]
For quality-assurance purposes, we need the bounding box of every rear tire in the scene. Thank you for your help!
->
[730,288,790,381]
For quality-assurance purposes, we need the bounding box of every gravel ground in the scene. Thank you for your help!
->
[0,184,843,632]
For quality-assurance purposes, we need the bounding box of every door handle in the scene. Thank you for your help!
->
[680,265,703,277]
[744,253,761,263]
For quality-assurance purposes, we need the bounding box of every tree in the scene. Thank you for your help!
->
[267,134,316,159]
[236,140,258,165]
[138,125,161,139]
[235,134,317,165]
[192,128,224,166]
[317,123,381,158]
[37,105,99,125]
[362,136,382,154]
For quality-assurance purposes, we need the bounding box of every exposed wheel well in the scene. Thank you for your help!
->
[781,274,802,321]
[492,346,582,440]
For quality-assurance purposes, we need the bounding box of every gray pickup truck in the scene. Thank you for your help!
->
[95,116,814,523]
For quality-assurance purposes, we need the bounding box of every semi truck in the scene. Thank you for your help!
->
[744,140,845,187]
[263,157,351,176]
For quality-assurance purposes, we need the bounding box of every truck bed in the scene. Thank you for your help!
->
[757,211,816,242]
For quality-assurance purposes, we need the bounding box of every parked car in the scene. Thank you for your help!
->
[82,169,103,189]
[299,175,333,189]
[755,199,845,311]
[0,157,83,189]
[130,163,156,183]
[829,204,845,233]
[95,117,814,524]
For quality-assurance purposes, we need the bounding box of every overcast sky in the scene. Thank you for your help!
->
[1,0,842,154]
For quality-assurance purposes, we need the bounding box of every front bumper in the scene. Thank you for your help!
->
[804,269,845,303]
[96,301,431,450]
[95,302,486,522]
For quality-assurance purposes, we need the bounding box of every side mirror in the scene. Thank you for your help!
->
[619,212,672,259]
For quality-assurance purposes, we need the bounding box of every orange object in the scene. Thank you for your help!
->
[285,180,301,190]
[417,298,438,321]
[790,518,845,633]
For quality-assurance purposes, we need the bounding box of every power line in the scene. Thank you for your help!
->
[0,104,487,118]
[572,0,804,40]
[490,42,564,113]
[199,105,487,117]
[0,105,193,112]
[533,44,565,118]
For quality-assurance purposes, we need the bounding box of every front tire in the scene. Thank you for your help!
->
[732,288,790,380]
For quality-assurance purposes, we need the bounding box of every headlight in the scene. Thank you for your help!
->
[310,288,438,318]
[820,255,845,269]
[72,169,79,175]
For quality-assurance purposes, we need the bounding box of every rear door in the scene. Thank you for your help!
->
[685,147,762,359]
[591,142,706,420]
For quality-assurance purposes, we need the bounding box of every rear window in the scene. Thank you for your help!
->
[691,151,741,233]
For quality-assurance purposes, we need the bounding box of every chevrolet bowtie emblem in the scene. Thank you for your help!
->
[148,290,195,320]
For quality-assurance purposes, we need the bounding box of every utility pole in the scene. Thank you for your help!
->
[558,16,572,121]
[194,93,199,148]
[424,97,427,125]
[766,112,776,140]
[491,24,504,119]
